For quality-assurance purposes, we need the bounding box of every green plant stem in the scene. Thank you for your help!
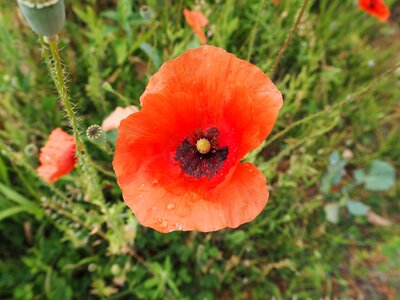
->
[103,83,131,107]
[246,0,266,61]
[48,38,82,153]
[42,36,105,206]
[92,162,116,178]
[270,0,308,79]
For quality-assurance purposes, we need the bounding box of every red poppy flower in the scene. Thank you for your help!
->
[183,9,209,44]
[113,45,283,233]
[358,0,390,21]
[37,128,76,183]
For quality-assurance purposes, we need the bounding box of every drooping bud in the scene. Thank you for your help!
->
[86,125,106,144]
[17,0,65,37]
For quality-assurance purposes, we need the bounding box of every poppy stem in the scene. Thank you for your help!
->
[102,82,131,107]
[40,35,105,206]
[270,0,308,79]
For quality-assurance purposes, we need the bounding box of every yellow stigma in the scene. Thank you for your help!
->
[196,138,211,154]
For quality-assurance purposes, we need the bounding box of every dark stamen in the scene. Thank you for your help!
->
[175,128,228,179]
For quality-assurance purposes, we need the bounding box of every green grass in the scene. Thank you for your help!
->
[0,0,399,299]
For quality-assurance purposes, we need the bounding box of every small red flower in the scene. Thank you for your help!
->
[183,9,209,44]
[102,106,139,131]
[113,46,283,233]
[37,128,76,183]
[358,0,390,21]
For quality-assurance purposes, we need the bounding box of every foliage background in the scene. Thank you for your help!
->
[0,0,399,299]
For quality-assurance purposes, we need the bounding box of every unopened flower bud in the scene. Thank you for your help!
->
[86,125,106,144]
[88,263,97,272]
[24,143,38,157]
[139,5,154,21]
[102,82,113,92]
[110,264,121,275]
[17,0,65,37]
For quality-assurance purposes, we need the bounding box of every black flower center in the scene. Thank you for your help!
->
[175,128,228,179]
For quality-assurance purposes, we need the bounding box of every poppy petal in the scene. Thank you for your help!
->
[37,128,76,183]
[116,162,268,233]
[102,106,139,131]
[183,9,209,44]
[140,45,283,157]
[114,45,282,233]
[358,0,390,21]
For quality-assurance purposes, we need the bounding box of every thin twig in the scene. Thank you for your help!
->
[270,0,308,79]
[246,0,266,61]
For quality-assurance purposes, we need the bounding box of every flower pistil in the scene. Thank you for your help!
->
[175,127,228,179]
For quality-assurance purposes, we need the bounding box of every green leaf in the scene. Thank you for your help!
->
[328,151,340,165]
[324,203,339,223]
[0,155,10,185]
[320,151,347,193]
[364,160,396,191]
[106,130,118,146]
[0,183,43,218]
[347,200,369,216]
[113,39,128,65]
[140,42,162,70]
[353,169,366,184]
[0,206,29,222]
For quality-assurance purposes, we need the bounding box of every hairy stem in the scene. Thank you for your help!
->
[42,35,105,206]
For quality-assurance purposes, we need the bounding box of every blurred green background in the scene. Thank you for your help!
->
[0,0,399,299]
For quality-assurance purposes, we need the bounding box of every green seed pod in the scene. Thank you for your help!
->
[86,125,106,144]
[24,143,38,157]
[17,0,65,37]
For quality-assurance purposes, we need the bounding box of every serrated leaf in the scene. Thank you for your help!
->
[364,160,396,191]
[347,200,369,216]
[324,203,339,223]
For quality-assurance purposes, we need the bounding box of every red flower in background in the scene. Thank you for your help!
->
[113,46,282,233]
[183,9,209,44]
[102,106,139,131]
[358,0,390,21]
[37,128,76,183]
